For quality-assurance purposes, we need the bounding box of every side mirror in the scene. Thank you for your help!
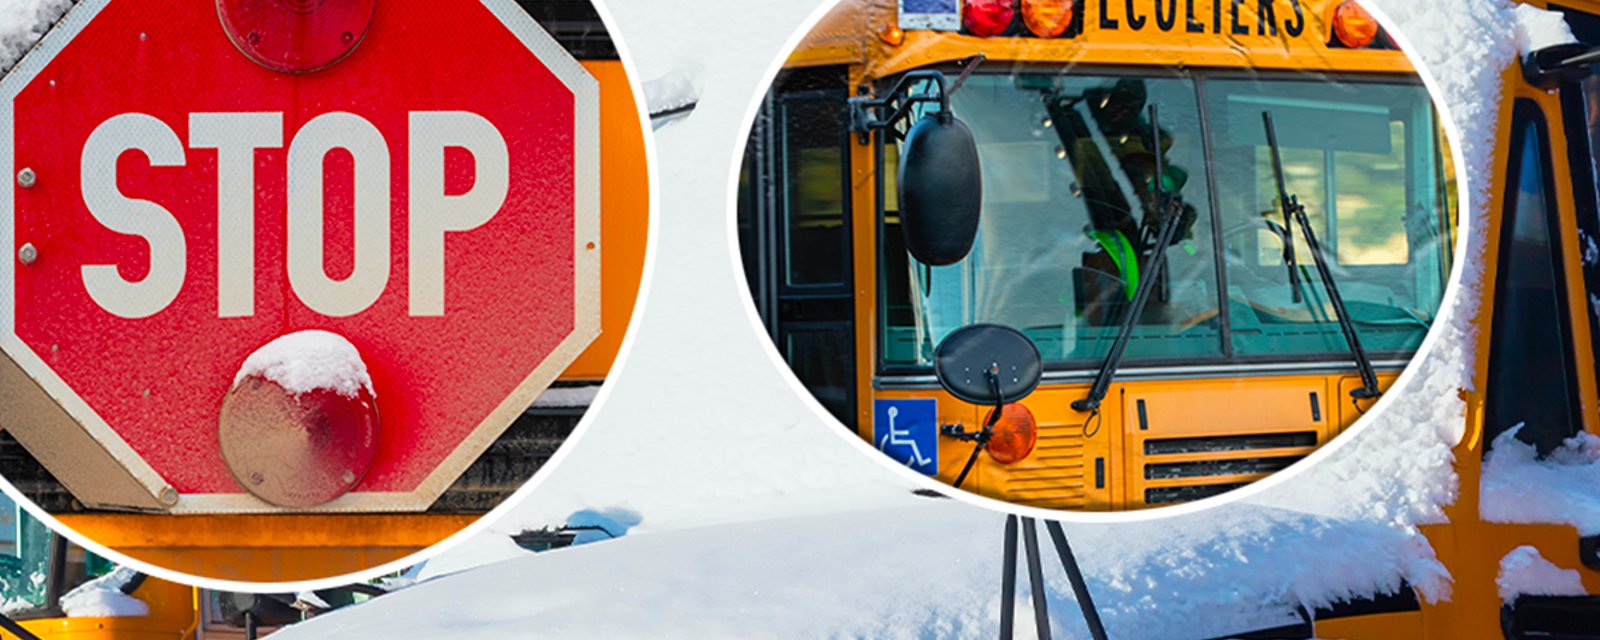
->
[934,323,1042,405]
[935,324,1042,488]
[899,114,982,266]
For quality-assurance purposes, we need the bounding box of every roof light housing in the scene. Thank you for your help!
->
[963,0,1016,38]
[1021,0,1073,39]
[1330,0,1380,49]
[217,0,376,74]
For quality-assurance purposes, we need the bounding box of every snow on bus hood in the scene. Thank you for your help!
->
[273,502,1442,640]
[1482,427,1600,536]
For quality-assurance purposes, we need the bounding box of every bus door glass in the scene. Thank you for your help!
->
[1205,78,1447,360]
[881,73,1224,370]
[742,68,856,424]
[1556,6,1600,438]
[0,505,51,616]
[1484,102,1580,454]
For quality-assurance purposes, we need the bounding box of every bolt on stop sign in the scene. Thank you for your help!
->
[0,0,600,512]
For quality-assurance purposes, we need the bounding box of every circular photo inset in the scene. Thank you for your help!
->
[736,0,1458,512]
[0,0,651,583]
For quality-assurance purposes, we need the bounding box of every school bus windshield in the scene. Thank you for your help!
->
[880,71,1450,370]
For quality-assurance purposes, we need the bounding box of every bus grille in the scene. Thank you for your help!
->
[1141,431,1318,506]
[1003,421,1092,510]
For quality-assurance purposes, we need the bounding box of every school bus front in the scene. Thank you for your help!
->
[740,0,1455,511]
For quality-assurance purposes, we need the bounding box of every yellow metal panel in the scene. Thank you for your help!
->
[868,372,1421,510]
[1119,375,1337,509]
[1314,611,1423,639]
[980,384,1117,510]
[1332,372,1399,432]
[57,514,474,583]
[1417,69,1597,640]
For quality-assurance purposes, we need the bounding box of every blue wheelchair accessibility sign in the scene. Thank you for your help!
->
[874,399,938,476]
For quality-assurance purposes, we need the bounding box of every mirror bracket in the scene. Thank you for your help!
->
[940,423,982,441]
[1524,43,1600,90]
[849,54,986,144]
[849,70,951,144]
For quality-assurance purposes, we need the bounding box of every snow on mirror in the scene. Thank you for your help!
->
[735,0,1460,513]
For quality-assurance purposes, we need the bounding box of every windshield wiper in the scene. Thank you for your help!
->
[1263,111,1381,402]
[1071,105,1183,414]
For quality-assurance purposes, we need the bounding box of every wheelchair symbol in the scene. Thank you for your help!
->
[878,406,934,468]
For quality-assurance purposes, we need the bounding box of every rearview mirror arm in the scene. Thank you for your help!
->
[1524,43,1600,90]
[849,70,950,144]
[850,55,987,145]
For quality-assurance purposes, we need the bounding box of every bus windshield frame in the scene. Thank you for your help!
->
[876,66,1452,376]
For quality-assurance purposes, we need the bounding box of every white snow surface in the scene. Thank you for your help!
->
[642,61,702,115]
[529,384,601,408]
[233,330,374,398]
[59,568,149,618]
[1482,427,1600,535]
[295,590,331,611]
[0,0,66,72]
[1513,4,1578,54]
[278,502,1443,640]
[1497,546,1586,602]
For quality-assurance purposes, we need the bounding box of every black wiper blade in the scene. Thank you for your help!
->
[1072,105,1183,413]
[1263,111,1381,401]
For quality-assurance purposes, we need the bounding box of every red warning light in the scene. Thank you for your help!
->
[216,0,376,73]
[1332,1,1379,49]
[984,403,1038,464]
[963,0,1016,38]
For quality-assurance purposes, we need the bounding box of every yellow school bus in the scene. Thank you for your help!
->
[0,495,384,640]
[0,2,649,584]
[1325,1,1600,637]
[739,0,1456,511]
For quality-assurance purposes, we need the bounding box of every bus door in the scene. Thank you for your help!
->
[1487,13,1600,626]
[739,68,858,425]
[1552,0,1600,576]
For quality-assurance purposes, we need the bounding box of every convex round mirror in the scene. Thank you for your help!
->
[934,323,1043,405]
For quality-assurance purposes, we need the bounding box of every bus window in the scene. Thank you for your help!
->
[780,95,849,288]
[880,73,1223,369]
[1560,52,1600,417]
[1484,103,1580,454]
[0,507,51,616]
[743,67,857,424]
[1206,78,1446,359]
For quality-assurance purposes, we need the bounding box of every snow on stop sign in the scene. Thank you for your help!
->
[0,0,599,512]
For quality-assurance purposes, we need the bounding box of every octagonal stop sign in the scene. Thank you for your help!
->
[0,0,600,512]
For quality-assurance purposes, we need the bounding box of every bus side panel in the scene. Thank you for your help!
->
[1120,376,1333,510]
[1334,372,1399,434]
[971,385,1119,511]
[1313,610,1424,639]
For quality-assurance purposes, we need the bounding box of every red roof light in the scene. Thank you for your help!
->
[963,0,1016,38]
[217,0,376,73]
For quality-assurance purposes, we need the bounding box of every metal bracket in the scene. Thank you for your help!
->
[848,70,951,144]
[848,54,986,145]
[1523,43,1600,90]
[940,423,981,441]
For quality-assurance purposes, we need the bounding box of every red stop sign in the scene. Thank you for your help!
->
[0,0,599,511]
